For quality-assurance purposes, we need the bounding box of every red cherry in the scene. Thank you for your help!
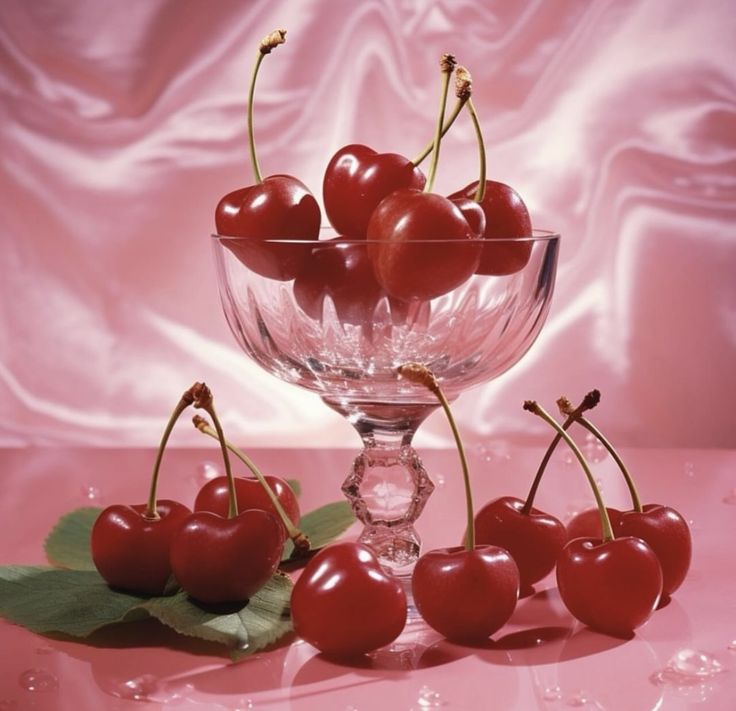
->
[474,496,566,594]
[412,544,519,643]
[616,504,691,598]
[291,542,407,657]
[556,536,663,636]
[566,506,623,541]
[448,180,532,275]
[293,237,408,324]
[194,475,300,542]
[367,190,482,302]
[91,500,191,596]
[215,175,320,280]
[170,509,283,604]
[323,144,426,237]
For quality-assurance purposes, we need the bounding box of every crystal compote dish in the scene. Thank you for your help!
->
[212,230,559,577]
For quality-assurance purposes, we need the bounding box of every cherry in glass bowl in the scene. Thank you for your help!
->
[212,230,559,577]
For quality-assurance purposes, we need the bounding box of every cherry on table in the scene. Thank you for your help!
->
[291,542,407,657]
[90,383,204,596]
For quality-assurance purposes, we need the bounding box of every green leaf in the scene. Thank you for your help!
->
[282,501,356,560]
[142,571,292,659]
[0,567,145,636]
[45,507,101,570]
[0,566,293,658]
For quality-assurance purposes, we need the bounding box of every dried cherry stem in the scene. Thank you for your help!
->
[193,415,310,553]
[398,362,475,550]
[423,53,456,194]
[524,401,614,542]
[191,384,238,519]
[411,66,471,166]
[247,28,287,184]
[144,382,202,520]
[521,390,600,515]
[557,398,643,513]
[452,67,487,203]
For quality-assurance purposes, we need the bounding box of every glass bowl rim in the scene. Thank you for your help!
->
[212,228,560,245]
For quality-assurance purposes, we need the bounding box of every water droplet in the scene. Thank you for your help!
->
[561,451,575,466]
[652,649,725,687]
[195,460,221,485]
[583,433,607,462]
[18,669,58,693]
[113,674,160,701]
[542,685,562,701]
[80,484,102,502]
[417,685,443,707]
[722,488,736,505]
[567,691,589,706]
[235,701,256,710]
[728,640,736,652]
[683,461,696,478]
[435,474,446,488]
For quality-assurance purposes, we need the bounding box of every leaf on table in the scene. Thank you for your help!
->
[282,501,356,560]
[142,571,293,659]
[44,506,101,570]
[0,566,145,636]
[0,566,293,658]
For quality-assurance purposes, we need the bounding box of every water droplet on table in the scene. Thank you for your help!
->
[652,649,725,686]
[583,432,607,462]
[434,473,445,488]
[80,484,102,502]
[18,668,58,693]
[114,674,160,701]
[417,685,443,707]
[683,461,696,478]
[722,488,736,505]
[728,640,736,652]
[542,685,562,701]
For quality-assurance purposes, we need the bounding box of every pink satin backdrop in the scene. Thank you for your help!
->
[1,0,734,449]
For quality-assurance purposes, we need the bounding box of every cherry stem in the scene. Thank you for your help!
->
[424,53,456,194]
[144,383,201,520]
[521,390,600,514]
[556,400,643,513]
[466,98,487,203]
[190,385,238,519]
[398,363,474,550]
[524,400,614,541]
[412,98,466,166]
[247,29,287,185]
[193,415,310,553]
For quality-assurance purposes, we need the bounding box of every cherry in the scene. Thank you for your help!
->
[215,29,320,280]
[473,496,566,596]
[191,414,309,554]
[323,145,425,237]
[524,400,662,636]
[91,383,201,596]
[291,542,407,657]
[566,506,622,540]
[473,391,600,594]
[170,385,284,603]
[445,68,533,276]
[556,397,692,598]
[293,237,407,325]
[320,58,471,237]
[368,56,483,302]
[400,363,520,643]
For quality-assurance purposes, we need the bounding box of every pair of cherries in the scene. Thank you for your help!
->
[216,30,533,316]
[91,382,302,604]
[474,393,691,636]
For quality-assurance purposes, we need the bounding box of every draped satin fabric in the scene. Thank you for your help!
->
[1,0,734,448]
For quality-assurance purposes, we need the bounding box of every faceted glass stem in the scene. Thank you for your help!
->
[324,399,438,574]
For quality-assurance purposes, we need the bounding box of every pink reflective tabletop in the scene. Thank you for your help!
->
[0,446,734,710]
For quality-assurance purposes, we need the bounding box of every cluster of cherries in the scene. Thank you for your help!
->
[216,29,533,320]
[291,376,691,657]
[91,382,305,604]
